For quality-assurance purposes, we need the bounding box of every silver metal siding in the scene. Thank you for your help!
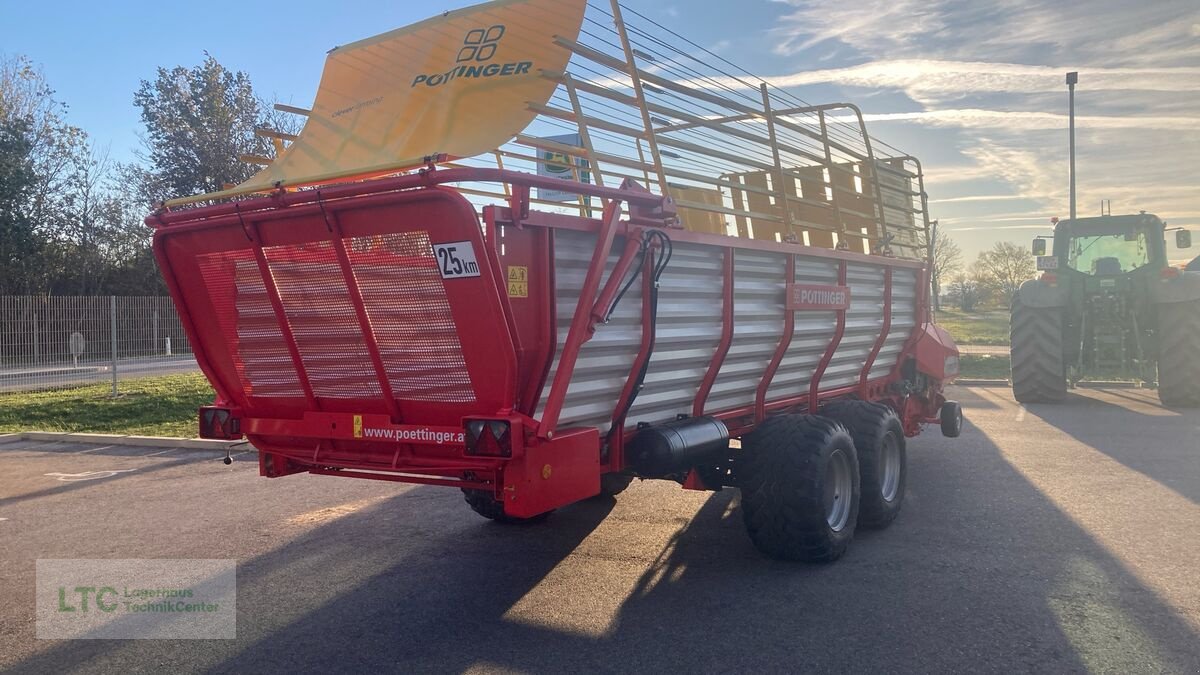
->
[537,229,923,432]
[625,242,725,427]
[704,249,788,413]
[536,230,643,430]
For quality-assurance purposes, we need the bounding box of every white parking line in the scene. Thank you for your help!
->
[44,469,138,482]
[75,445,115,454]
[1015,405,1026,422]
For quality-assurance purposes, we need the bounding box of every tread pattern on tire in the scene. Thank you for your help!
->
[1157,299,1200,408]
[820,400,905,529]
[735,414,859,562]
[1010,293,1068,403]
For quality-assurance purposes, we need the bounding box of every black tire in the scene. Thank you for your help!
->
[1157,299,1200,408]
[821,401,906,529]
[597,473,633,497]
[461,489,550,524]
[1010,293,1067,403]
[736,415,860,562]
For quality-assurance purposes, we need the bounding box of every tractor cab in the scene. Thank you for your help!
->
[1045,214,1167,273]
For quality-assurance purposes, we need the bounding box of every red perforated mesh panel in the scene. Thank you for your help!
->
[264,242,383,400]
[348,232,475,403]
[197,250,305,398]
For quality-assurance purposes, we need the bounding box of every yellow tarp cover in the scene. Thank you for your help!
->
[169,0,586,205]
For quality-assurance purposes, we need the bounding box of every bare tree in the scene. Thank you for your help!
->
[945,273,987,312]
[925,226,962,311]
[975,241,1035,302]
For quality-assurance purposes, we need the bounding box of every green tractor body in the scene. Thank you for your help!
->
[1011,213,1200,407]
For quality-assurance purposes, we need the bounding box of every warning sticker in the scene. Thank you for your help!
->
[432,241,481,279]
[507,266,528,298]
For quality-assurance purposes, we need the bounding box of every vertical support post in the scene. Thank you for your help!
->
[759,84,794,241]
[565,73,608,211]
[538,199,625,440]
[110,296,118,396]
[756,254,797,422]
[809,261,849,412]
[817,109,846,243]
[609,0,669,194]
[841,105,888,252]
[694,249,735,417]
[153,308,159,356]
[1067,72,1078,221]
[858,267,893,393]
[32,310,39,365]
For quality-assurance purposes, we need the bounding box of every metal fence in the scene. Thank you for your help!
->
[0,296,198,394]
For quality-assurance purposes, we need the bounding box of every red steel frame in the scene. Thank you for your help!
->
[151,166,951,507]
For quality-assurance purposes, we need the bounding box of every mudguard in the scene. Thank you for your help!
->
[1150,271,1200,305]
[1015,279,1068,308]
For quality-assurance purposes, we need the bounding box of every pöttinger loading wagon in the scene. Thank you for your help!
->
[149,0,962,561]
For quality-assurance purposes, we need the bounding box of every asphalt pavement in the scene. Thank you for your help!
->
[1,385,1197,673]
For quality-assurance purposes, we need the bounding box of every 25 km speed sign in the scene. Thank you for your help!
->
[432,241,481,279]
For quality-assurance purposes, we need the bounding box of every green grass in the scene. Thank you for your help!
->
[958,354,1010,380]
[936,308,1010,345]
[0,373,214,438]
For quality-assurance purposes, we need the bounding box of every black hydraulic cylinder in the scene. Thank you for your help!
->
[626,416,729,477]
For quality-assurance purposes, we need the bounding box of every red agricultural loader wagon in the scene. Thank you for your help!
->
[149,0,961,562]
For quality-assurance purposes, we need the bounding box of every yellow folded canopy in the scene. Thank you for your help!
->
[168,0,586,205]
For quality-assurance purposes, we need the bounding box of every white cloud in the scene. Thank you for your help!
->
[762,0,1199,258]
[930,195,1029,204]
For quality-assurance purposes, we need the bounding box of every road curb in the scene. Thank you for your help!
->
[0,431,251,452]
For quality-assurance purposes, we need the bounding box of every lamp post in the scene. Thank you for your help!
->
[1066,71,1078,221]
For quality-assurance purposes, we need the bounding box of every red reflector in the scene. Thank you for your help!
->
[1040,272,1058,286]
[1161,267,1181,280]
[199,407,242,440]
[464,419,512,457]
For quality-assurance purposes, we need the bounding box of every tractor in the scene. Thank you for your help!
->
[1010,213,1200,407]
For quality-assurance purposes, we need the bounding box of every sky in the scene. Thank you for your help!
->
[2,0,1197,262]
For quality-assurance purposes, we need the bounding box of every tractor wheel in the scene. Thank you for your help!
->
[1157,300,1200,408]
[736,415,860,562]
[461,489,550,524]
[1010,293,1067,403]
[821,401,906,529]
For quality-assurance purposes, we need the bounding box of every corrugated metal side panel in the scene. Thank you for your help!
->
[538,230,921,431]
[705,249,788,414]
[765,257,838,401]
[536,229,643,430]
[813,263,886,392]
[626,242,724,426]
[869,268,919,379]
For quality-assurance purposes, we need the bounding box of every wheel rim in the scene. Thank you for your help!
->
[823,448,853,532]
[879,433,900,503]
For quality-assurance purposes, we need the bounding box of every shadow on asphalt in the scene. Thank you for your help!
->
[1022,389,1200,505]
[10,389,1199,672]
[0,443,252,510]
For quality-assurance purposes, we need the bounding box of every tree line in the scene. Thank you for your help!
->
[0,53,294,296]
[930,233,1036,312]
